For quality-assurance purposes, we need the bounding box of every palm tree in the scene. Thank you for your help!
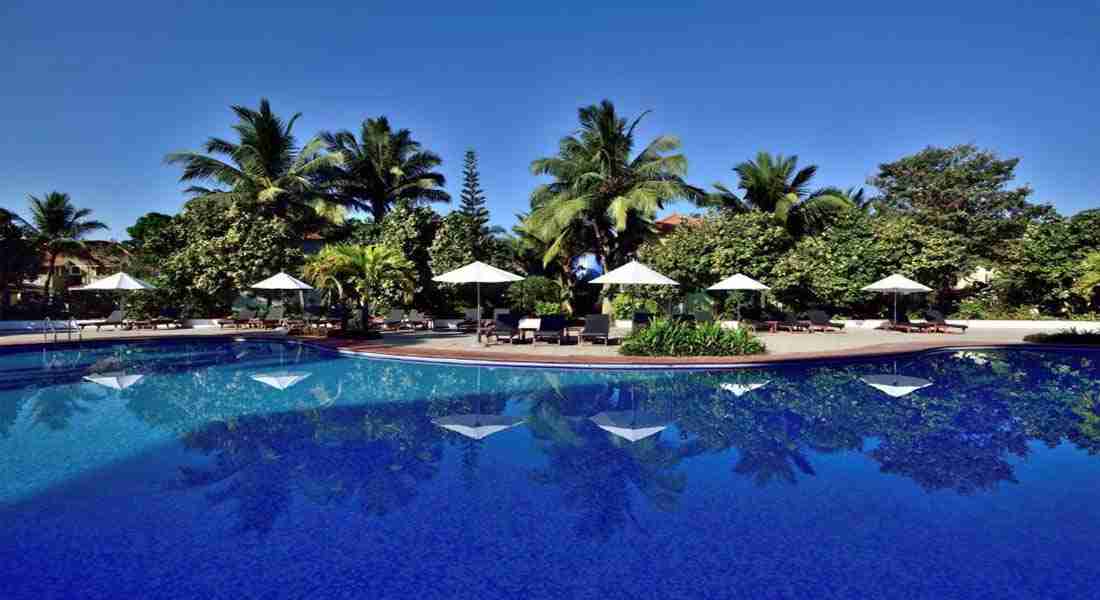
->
[523,100,704,273]
[708,152,854,237]
[165,99,343,220]
[302,244,416,328]
[26,192,107,301]
[319,117,450,223]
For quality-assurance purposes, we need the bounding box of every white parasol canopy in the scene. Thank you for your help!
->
[433,261,525,284]
[83,372,144,390]
[433,262,524,345]
[72,272,156,291]
[251,272,314,290]
[708,273,769,319]
[250,272,313,313]
[588,261,678,286]
[590,410,670,443]
[860,374,932,398]
[708,273,769,291]
[861,274,932,323]
[71,272,157,319]
[432,414,527,440]
[719,381,770,397]
[250,371,311,390]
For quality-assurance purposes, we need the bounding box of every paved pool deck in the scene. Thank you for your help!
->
[310,326,1059,366]
[0,324,1078,366]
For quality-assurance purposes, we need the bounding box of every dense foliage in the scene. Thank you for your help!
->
[769,212,967,314]
[0,209,39,318]
[619,320,766,357]
[609,293,659,320]
[504,276,562,316]
[1024,328,1100,345]
[4,98,1097,323]
[869,144,1053,264]
[302,244,415,327]
[159,199,305,315]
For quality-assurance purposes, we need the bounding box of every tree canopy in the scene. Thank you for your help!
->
[868,144,1053,263]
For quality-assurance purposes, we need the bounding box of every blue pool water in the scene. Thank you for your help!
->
[1,339,1098,598]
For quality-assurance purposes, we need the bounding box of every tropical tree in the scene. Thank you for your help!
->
[868,144,1053,262]
[319,116,450,223]
[1072,251,1100,309]
[523,100,704,274]
[0,208,40,318]
[708,152,853,237]
[302,244,416,328]
[26,192,108,301]
[165,99,343,221]
[458,149,493,247]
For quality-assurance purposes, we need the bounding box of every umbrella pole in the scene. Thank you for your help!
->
[893,292,898,323]
[474,282,482,346]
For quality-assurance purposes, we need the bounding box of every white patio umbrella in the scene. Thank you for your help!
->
[433,261,524,344]
[250,272,314,312]
[83,372,144,390]
[708,273,769,319]
[589,260,678,286]
[71,272,156,319]
[590,260,679,315]
[861,274,932,323]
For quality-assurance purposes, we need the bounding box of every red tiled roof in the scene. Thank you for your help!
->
[655,213,702,233]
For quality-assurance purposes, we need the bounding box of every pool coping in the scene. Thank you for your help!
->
[4,331,1098,370]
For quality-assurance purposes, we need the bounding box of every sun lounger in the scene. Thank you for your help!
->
[534,315,568,344]
[885,313,936,333]
[218,308,255,329]
[383,309,406,330]
[804,310,844,332]
[777,312,810,332]
[924,309,968,333]
[487,314,522,344]
[80,310,126,331]
[580,314,617,345]
[259,305,286,328]
[406,310,430,330]
[151,308,185,329]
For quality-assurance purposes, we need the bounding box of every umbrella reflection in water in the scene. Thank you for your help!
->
[719,380,770,397]
[83,372,144,390]
[590,385,672,443]
[433,367,526,440]
[861,361,932,398]
[250,342,312,390]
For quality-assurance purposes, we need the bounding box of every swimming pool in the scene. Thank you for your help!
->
[0,339,1098,598]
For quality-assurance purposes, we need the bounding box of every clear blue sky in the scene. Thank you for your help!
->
[2,0,1097,239]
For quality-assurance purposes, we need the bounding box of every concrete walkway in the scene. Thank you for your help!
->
[0,323,1072,365]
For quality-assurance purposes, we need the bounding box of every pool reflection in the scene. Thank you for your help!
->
[3,341,1100,540]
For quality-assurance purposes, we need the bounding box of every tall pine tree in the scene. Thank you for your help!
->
[458,149,490,250]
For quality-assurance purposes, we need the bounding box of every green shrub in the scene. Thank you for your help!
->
[1023,328,1100,345]
[505,276,561,315]
[610,294,659,320]
[620,320,766,357]
[534,301,562,316]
